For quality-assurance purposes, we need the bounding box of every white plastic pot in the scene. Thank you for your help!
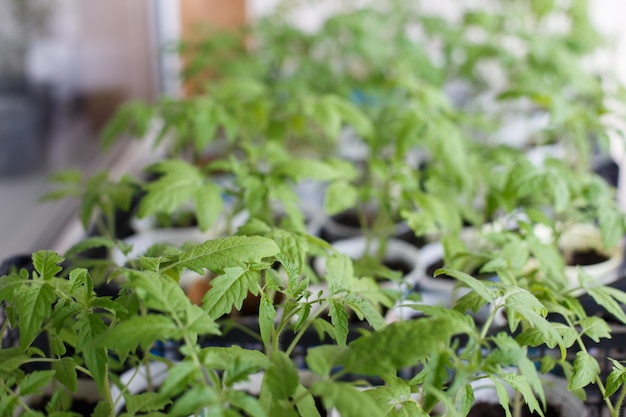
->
[470,372,587,417]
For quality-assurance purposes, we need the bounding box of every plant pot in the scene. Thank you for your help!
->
[17,378,101,415]
[321,207,420,245]
[467,372,587,417]
[560,223,625,289]
[112,363,320,416]
[410,241,506,327]
[314,236,421,291]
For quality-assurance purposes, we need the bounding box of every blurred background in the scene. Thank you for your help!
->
[1,0,626,259]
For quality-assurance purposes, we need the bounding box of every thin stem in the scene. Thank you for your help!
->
[285,300,328,356]
[613,384,626,417]
[23,358,93,378]
[564,315,615,416]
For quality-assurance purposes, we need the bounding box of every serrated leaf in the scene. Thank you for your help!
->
[259,295,276,350]
[569,351,600,391]
[0,348,29,373]
[275,158,348,182]
[19,370,56,396]
[52,357,78,392]
[264,351,298,400]
[159,362,199,398]
[17,284,55,349]
[578,317,611,342]
[492,379,512,417]
[194,182,223,232]
[329,299,350,346]
[167,385,218,416]
[500,373,543,417]
[225,390,268,417]
[346,296,386,331]
[173,236,280,275]
[64,237,117,258]
[313,381,385,417]
[202,267,256,320]
[325,253,354,291]
[294,383,322,417]
[201,346,270,377]
[587,285,626,325]
[605,359,626,398]
[126,392,172,414]
[340,318,458,375]
[324,181,358,215]
[185,304,220,336]
[90,315,179,353]
[436,268,494,304]
[91,401,112,417]
[138,160,205,218]
[32,251,64,280]
[305,345,346,376]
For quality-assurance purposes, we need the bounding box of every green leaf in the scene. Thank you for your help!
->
[275,158,353,182]
[126,392,172,414]
[264,351,298,400]
[0,348,30,373]
[587,285,626,325]
[324,181,358,216]
[159,362,199,398]
[17,284,55,349]
[64,237,117,257]
[436,268,494,304]
[569,351,600,391]
[19,370,56,396]
[501,373,543,417]
[173,236,280,275]
[167,385,218,417]
[259,295,276,351]
[184,304,220,336]
[305,345,346,377]
[194,182,224,232]
[225,390,268,417]
[52,357,78,392]
[325,253,354,291]
[605,359,626,398]
[202,268,256,320]
[32,251,64,280]
[492,379,512,417]
[293,384,322,417]
[90,315,179,353]
[329,299,350,346]
[91,401,112,417]
[578,317,611,342]
[340,318,458,375]
[75,314,109,395]
[201,346,270,378]
[138,160,205,218]
[345,296,386,331]
[313,381,385,417]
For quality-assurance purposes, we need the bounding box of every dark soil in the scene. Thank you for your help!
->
[383,259,414,277]
[567,249,608,266]
[467,402,561,417]
[331,208,369,229]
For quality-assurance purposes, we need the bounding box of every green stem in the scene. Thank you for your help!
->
[171,309,221,391]
[23,358,93,378]
[564,316,615,416]
[285,300,328,356]
[612,384,626,417]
